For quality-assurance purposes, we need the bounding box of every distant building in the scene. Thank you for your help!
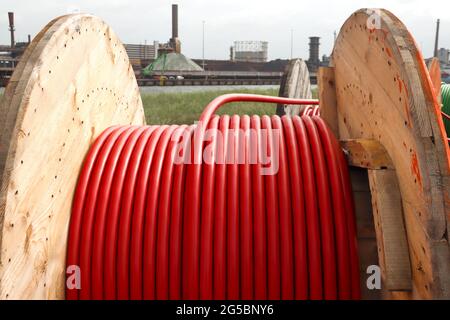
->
[438,48,450,64]
[157,4,182,57]
[124,42,158,61]
[322,54,331,65]
[306,36,329,73]
[231,41,268,63]
[307,37,320,71]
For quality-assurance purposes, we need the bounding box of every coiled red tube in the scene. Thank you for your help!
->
[300,105,320,117]
[66,94,359,300]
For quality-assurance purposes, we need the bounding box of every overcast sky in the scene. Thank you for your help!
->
[0,0,449,60]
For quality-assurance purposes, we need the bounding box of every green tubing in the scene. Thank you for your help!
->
[441,83,450,137]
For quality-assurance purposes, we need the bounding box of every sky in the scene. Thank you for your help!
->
[0,0,449,61]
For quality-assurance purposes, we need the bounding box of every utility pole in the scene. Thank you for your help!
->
[202,20,205,70]
[290,28,293,59]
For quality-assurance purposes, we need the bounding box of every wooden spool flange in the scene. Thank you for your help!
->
[276,59,313,115]
[320,9,450,299]
[0,14,145,299]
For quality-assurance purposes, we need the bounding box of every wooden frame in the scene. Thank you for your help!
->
[319,9,450,299]
[0,14,145,299]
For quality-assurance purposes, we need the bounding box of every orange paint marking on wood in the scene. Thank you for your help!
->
[385,46,393,58]
[404,101,412,128]
[410,152,422,187]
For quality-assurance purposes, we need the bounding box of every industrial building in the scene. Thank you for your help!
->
[124,42,158,61]
[231,41,269,63]
[305,36,330,73]
[438,48,449,64]
[0,12,30,86]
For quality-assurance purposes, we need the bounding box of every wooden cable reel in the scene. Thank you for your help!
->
[0,14,144,299]
[0,9,448,299]
[323,9,450,299]
[276,59,313,116]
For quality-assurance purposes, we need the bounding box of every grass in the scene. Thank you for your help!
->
[142,88,279,125]
[0,86,318,125]
[1,88,280,125]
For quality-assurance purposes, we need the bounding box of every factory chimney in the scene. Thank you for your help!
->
[308,36,320,66]
[434,19,440,58]
[172,4,178,39]
[169,4,181,53]
[8,12,15,48]
[309,37,320,63]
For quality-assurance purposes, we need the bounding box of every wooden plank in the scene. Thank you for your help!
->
[368,169,412,292]
[341,139,394,169]
[349,167,382,300]
[0,14,145,299]
[318,67,339,136]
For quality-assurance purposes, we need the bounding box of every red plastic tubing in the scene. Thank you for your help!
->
[300,105,320,117]
[66,94,360,300]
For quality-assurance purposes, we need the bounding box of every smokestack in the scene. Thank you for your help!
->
[308,36,320,64]
[172,4,178,39]
[8,12,15,48]
[434,19,440,58]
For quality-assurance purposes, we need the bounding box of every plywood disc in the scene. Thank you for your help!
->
[0,14,145,299]
[276,59,313,115]
[332,9,449,299]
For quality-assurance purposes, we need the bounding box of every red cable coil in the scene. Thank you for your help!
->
[66,94,360,300]
[300,105,320,117]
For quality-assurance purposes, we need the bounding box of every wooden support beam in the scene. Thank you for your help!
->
[349,167,382,300]
[318,67,338,137]
[368,169,412,292]
[341,139,394,170]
